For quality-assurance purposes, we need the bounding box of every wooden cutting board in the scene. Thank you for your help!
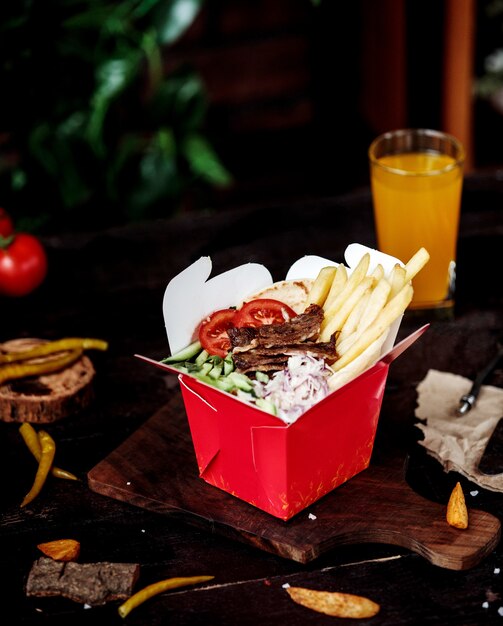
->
[87,393,501,570]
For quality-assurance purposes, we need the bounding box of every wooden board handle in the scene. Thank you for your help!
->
[339,481,501,570]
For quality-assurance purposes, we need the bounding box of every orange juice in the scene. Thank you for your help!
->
[370,151,463,309]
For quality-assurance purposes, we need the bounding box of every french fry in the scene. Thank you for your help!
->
[336,330,358,355]
[337,290,371,345]
[328,330,389,392]
[321,247,429,387]
[306,266,337,307]
[387,263,407,301]
[357,276,391,333]
[371,263,384,281]
[320,276,374,342]
[323,253,371,319]
[337,280,389,353]
[332,283,413,371]
[404,247,430,282]
[323,264,348,310]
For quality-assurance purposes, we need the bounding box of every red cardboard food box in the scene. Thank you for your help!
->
[138,244,427,521]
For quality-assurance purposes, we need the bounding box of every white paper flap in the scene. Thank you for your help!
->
[163,257,272,354]
[345,243,402,275]
[286,255,338,280]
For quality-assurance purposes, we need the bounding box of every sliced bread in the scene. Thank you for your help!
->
[0,338,95,423]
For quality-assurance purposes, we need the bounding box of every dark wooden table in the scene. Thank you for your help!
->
[1,172,503,625]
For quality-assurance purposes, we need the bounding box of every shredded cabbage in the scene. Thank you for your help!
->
[253,355,332,424]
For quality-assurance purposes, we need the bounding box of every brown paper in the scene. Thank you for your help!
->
[415,369,503,491]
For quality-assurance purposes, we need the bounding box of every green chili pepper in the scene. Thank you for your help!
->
[118,576,215,618]
[19,423,78,481]
[0,338,108,364]
[0,349,83,385]
[21,430,56,507]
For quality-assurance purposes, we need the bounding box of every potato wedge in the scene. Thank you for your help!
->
[446,481,468,529]
[37,539,81,562]
[286,586,380,619]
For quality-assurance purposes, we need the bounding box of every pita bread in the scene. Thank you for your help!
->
[240,278,313,314]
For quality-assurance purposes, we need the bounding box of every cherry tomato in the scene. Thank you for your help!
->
[198,308,237,358]
[0,208,14,238]
[0,233,48,297]
[234,298,297,328]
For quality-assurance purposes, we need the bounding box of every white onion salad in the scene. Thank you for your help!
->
[247,355,332,424]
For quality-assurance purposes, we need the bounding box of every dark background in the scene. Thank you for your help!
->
[174,0,503,212]
[1,0,503,233]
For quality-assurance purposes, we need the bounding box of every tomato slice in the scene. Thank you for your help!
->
[234,298,297,328]
[198,308,237,358]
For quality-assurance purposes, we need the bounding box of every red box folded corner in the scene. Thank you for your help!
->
[137,244,428,521]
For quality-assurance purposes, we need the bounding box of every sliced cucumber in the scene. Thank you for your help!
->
[167,347,277,412]
[255,398,277,416]
[193,372,218,387]
[214,377,236,392]
[199,362,212,376]
[255,371,269,384]
[161,340,202,363]
[235,390,255,402]
[184,362,202,373]
[227,371,254,392]
[223,356,235,376]
[195,349,210,367]
[209,361,223,379]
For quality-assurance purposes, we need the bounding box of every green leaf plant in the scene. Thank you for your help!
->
[0,0,231,230]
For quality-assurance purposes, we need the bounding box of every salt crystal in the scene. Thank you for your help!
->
[470,490,479,497]
[282,583,290,589]
[498,606,503,616]
[84,604,92,610]
[141,529,146,533]
[126,481,131,486]
[482,601,489,609]
[495,568,501,574]
[308,513,317,520]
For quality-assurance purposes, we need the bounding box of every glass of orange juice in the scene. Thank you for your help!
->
[368,128,465,313]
